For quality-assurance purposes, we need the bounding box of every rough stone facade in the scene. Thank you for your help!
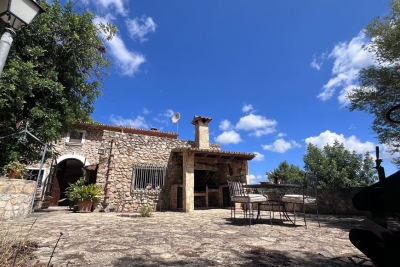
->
[97,130,192,212]
[192,116,212,149]
[30,119,254,213]
[0,179,36,220]
[317,187,367,215]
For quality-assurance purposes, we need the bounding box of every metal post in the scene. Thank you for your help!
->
[0,30,14,76]
[29,143,47,214]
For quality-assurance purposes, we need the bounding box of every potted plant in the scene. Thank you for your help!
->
[62,178,102,212]
[2,160,28,179]
[77,183,102,212]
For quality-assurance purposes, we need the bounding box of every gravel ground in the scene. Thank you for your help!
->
[4,207,378,267]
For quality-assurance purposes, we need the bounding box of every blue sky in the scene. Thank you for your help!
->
[83,0,399,183]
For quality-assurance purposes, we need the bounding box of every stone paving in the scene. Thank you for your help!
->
[4,207,379,266]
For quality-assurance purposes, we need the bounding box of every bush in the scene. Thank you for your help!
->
[2,160,28,179]
[138,205,152,217]
[60,177,102,208]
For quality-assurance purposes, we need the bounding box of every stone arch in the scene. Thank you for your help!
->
[56,154,91,166]
[52,154,91,207]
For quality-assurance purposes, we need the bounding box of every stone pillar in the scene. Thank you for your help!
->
[183,151,194,212]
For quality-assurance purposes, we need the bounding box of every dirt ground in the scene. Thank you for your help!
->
[4,207,379,267]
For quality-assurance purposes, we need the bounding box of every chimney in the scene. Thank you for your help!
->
[191,116,212,149]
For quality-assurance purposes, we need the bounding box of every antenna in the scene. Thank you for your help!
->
[171,112,180,134]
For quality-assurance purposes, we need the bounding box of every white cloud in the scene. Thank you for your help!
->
[126,16,157,42]
[310,52,327,71]
[305,130,375,153]
[248,174,268,184]
[153,109,175,125]
[219,120,232,131]
[338,84,357,107]
[253,152,264,161]
[93,11,154,77]
[318,32,375,101]
[160,109,175,117]
[276,132,287,138]
[110,115,148,128]
[107,35,146,76]
[262,138,301,153]
[378,143,400,163]
[152,117,169,125]
[242,104,254,113]
[142,108,150,114]
[235,114,277,137]
[214,131,242,145]
[96,0,128,16]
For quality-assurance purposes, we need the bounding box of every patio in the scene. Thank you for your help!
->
[7,207,377,266]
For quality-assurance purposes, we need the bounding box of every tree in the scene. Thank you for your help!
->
[347,0,400,167]
[0,0,116,166]
[303,141,377,188]
[266,161,304,185]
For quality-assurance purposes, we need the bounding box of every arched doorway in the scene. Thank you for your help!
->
[50,154,93,206]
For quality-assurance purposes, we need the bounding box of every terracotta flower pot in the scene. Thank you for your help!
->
[7,169,22,179]
[77,200,93,212]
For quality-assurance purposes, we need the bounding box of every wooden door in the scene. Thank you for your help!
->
[50,177,60,206]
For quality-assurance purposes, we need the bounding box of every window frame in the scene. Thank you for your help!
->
[65,130,86,146]
[131,163,167,190]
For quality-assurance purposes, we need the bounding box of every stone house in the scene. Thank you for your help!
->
[30,115,255,212]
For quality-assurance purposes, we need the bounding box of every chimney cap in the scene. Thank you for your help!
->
[191,115,212,125]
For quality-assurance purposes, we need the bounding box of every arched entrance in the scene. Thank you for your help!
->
[50,154,93,206]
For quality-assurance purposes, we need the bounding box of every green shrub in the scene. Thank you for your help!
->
[60,177,102,207]
[138,205,152,217]
[2,160,28,179]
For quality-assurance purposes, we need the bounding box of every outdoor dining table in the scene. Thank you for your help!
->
[246,183,302,224]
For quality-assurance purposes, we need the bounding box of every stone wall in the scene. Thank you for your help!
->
[98,131,193,212]
[316,187,367,215]
[51,125,104,167]
[258,186,368,215]
[0,179,36,220]
[30,125,105,199]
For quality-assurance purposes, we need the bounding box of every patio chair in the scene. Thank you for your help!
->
[227,175,269,227]
[281,172,320,228]
[258,189,284,224]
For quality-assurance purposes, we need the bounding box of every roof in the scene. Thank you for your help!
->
[74,122,178,139]
[172,147,256,163]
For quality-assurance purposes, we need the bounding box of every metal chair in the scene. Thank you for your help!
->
[281,172,320,228]
[227,175,269,227]
[258,189,284,224]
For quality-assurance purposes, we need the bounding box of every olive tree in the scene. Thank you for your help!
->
[348,0,400,167]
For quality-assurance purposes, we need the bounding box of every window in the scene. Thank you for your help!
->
[66,130,86,145]
[132,164,167,190]
[26,168,46,188]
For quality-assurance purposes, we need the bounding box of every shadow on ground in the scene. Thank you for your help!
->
[112,247,374,267]
[224,212,365,231]
[225,217,304,228]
